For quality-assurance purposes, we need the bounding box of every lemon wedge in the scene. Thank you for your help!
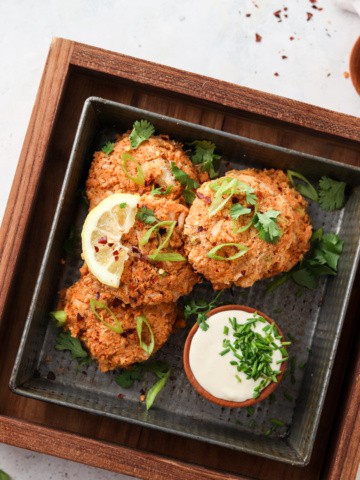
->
[81,193,139,287]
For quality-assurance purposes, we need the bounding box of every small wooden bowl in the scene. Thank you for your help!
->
[183,305,287,408]
[349,36,360,95]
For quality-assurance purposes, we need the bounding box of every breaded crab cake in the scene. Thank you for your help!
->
[183,168,312,290]
[83,194,200,306]
[86,133,203,210]
[62,273,179,372]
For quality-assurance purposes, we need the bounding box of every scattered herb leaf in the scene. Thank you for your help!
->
[253,210,282,244]
[0,470,10,480]
[102,141,115,155]
[146,368,171,410]
[287,170,319,202]
[229,204,252,220]
[90,298,123,334]
[184,290,224,331]
[50,310,67,327]
[318,176,346,211]
[150,185,173,196]
[136,315,155,355]
[129,120,155,149]
[207,242,248,261]
[55,331,91,366]
[136,207,157,225]
[171,162,199,204]
[190,140,221,179]
[121,152,145,186]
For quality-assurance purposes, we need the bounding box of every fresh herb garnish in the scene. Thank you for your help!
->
[121,152,145,186]
[184,290,224,331]
[139,220,186,262]
[209,177,257,217]
[50,310,67,327]
[129,120,155,149]
[268,229,344,291]
[207,242,248,261]
[265,418,285,436]
[288,170,347,211]
[90,298,123,334]
[115,360,171,410]
[221,313,288,399]
[318,176,346,211]
[150,185,173,196]
[63,225,77,255]
[136,315,155,355]
[119,202,127,208]
[55,331,91,366]
[229,204,252,219]
[170,162,199,204]
[253,210,282,244]
[136,207,157,225]
[0,470,10,480]
[102,141,115,155]
[190,140,221,179]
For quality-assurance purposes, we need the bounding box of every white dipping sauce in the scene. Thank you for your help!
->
[189,310,283,402]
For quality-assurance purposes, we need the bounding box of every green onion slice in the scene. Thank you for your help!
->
[50,310,67,327]
[209,178,239,217]
[90,299,123,334]
[121,152,145,186]
[207,243,248,261]
[148,252,186,262]
[287,170,318,202]
[136,315,155,356]
[146,368,171,410]
[140,220,184,261]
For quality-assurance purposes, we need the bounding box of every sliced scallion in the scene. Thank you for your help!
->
[50,310,67,327]
[121,152,145,186]
[207,243,248,261]
[146,368,171,410]
[136,315,155,356]
[89,299,123,334]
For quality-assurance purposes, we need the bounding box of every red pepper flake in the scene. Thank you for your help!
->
[273,10,281,18]
[255,33,262,43]
[309,0,316,3]
[117,393,124,400]
[98,236,107,244]
[77,313,84,321]
[343,71,350,79]
[246,13,251,17]
[94,246,99,253]
[274,72,279,77]
[108,243,114,247]
[113,250,119,256]
[306,12,313,21]
[284,7,288,11]
[282,55,288,60]
[289,36,295,41]
[327,73,331,77]
[114,256,119,261]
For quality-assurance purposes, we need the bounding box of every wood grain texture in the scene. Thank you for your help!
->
[0,37,360,480]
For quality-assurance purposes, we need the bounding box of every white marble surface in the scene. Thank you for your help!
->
[0,0,359,479]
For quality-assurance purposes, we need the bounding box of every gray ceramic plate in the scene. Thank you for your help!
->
[10,97,360,466]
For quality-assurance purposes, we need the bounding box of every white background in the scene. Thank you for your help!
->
[0,0,359,478]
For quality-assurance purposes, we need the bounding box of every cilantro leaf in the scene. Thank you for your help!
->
[102,141,115,155]
[190,140,221,179]
[318,176,346,211]
[150,185,173,196]
[267,229,344,291]
[50,310,67,327]
[184,290,224,331]
[129,120,155,149]
[171,162,199,204]
[115,364,143,388]
[229,204,252,220]
[55,331,92,366]
[253,210,282,244]
[136,207,157,224]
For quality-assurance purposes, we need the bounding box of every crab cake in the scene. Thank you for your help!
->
[83,194,200,306]
[62,273,178,372]
[86,133,202,210]
[183,168,312,290]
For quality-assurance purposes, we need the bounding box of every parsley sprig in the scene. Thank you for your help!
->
[253,210,282,244]
[102,141,115,155]
[267,228,344,291]
[184,290,224,331]
[115,360,171,410]
[287,170,346,211]
[129,120,155,149]
[150,185,173,196]
[190,140,221,179]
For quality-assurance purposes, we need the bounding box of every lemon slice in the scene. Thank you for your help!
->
[81,193,139,287]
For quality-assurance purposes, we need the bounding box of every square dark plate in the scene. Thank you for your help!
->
[10,97,360,466]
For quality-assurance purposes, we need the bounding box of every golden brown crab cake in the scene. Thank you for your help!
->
[62,273,178,372]
[82,194,200,306]
[183,169,312,290]
[86,133,203,210]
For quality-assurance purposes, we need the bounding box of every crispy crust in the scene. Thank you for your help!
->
[183,168,312,289]
[62,273,179,372]
[86,133,203,210]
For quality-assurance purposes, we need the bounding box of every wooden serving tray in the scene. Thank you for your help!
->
[0,37,359,480]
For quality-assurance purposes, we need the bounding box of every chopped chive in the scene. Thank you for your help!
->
[219,348,230,356]
[235,374,242,383]
[223,326,229,335]
[246,406,255,416]
[271,418,285,427]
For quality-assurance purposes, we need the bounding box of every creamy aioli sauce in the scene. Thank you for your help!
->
[189,310,283,402]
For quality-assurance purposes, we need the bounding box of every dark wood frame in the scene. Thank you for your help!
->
[0,38,359,480]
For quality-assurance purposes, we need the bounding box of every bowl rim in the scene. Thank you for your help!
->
[349,35,360,95]
[183,304,287,408]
